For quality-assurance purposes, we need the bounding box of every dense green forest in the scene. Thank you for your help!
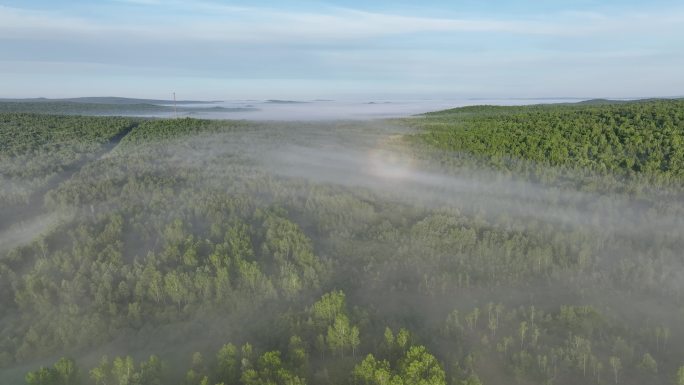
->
[0,113,135,241]
[1,100,684,385]
[408,100,684,187]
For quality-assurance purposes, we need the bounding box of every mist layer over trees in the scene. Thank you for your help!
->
[1,100,684,385]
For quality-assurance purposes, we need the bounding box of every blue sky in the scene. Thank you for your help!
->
[1,0,682,100]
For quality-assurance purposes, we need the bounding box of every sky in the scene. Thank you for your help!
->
[0,0,683,100]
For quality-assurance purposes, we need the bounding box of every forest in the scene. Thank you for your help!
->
[1,99,683,385]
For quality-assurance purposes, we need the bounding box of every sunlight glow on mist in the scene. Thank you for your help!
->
[367,148,415,181]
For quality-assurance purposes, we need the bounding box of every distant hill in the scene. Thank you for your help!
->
[265,99,308,104]
[575,98,636,105]
[575,97,683,105]
[0,100,255,115]
[420,97,684,116]
[0,97,222,105]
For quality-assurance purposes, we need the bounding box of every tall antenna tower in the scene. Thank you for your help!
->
[173,92,178,119]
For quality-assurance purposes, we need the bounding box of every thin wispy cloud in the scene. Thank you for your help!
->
[2,4,681,43]
[0,1,682,98]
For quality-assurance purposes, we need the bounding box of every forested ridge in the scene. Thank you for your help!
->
[407,100,684,190]
[0,113,134,204]
[1,100,684,385]
[0,101,255,117]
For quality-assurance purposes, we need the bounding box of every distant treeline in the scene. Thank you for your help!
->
[0,101,256,116]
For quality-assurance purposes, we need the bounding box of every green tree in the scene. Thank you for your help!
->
[676,365,684,385]
[112,356,135,385]
[609,356,621,384]
[241,351,306,385]
[351,354,401,385]
[350,325,361,358]
[638,353,657,374]
[216,343,240,384]
[327,314,359,357]
[395,329,410,351]
[53,358,79,385]
[460,375,482,385]
[139,356,163,385]
[26,357,80,385]
[164,271,186,311]
[288,336,308,376]
[311,291,346,329]
[90,356,112,385]
[518,321,527,350]
[26,367,57,385]
[398,346,446,385]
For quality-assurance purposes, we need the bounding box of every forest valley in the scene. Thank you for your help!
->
[1,99,684,385]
